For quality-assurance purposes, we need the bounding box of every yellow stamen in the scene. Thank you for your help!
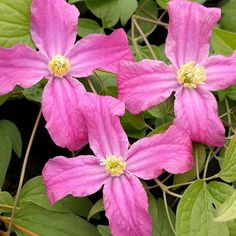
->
[101,155,126,176]
[48,55,71,78]
[177,61,206,89]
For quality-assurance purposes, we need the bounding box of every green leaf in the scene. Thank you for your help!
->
[119,0,138,26]
[86,0,120,28]
[208,181,236,235]
[133,0,158,40]
[220,0,236,33]
[220,134,236,182]
[78,18,104,38]
[0,136,11,188]
[136,45,162,61]
[148,193,175,236]
[156,0,168,9]
[148,95,174,118]
[87,198,104,220]
[211,28,236,55]
[147,122,172,137]
[173,144,206,186]
[19,176,93,218]
[0,120,22,157]
[0,191,14,214]
[176,180,229,236]
[0,0,34,48]
[97,225,112,236]
[0,93,10,106]
[215,191,236,222]
[14,203,100,236]
[22,79,47,103]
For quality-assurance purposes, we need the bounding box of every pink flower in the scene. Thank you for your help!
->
[42,93,193,236]
[118,0,236,147]
[0,0,132,151]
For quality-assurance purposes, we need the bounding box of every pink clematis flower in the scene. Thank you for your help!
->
[0,0,132,151]
[42,93,193,236]
[118,0,236,147]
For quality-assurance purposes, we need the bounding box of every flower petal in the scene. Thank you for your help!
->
[68,29,133,77]
[174,87,225,147]
[43,155,108,204]
[31,0,79,58]
[166,0,221,68]
[42,76,87,151]
[103,174,152,236]
[118,59,178,114]
[79,93,129,159]
[203,55,236,91]
[0,44,48,95]
[127,125,193,179]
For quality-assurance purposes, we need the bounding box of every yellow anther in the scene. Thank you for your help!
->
[48,55,71,78]
[177,61,206,89]
[101,155,126,176]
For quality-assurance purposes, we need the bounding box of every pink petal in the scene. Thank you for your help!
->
[79,93,129,159]
[43,155,108,204]
[174,87,225,147]
[31,0,79,59]
[203,55,236,91]
[67,29,133,77]
[103,174,152,236]
[42,76,87,151]
[0,44,48,95]
[118,59,178,114]
[127,125,193,179]
[166,0,221,68]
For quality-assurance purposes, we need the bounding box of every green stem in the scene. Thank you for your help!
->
[7,109,42,236]
[194,144,200,179]
[225,97,232,137]
[155,179,182,198]
[203,148,213,179]
[163,191,176,235]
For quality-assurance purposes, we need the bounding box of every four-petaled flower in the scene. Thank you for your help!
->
[42,94,193,236]
[0,0,132,151]
[118,0,236,147]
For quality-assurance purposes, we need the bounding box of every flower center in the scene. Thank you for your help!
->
[48,55,71,78]
[101,155,126,176]
[177,61,206,89]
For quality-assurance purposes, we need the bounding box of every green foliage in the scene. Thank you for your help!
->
[78,18,104,37]
[220,0,236,33]
[97,225,112,236]
[14,203,100,236]
[148,193,175,236]
[215,191,236,222]
[211,28,236,55]
[86,0,137,27]
[220,135,236,182]
[0,0,34,48]
[0,94,10,106]
[173,144,206,186]
[176,180,229,236]
[87,198,104,220]
[0,120,22,187]
[19,176,93,218]
[0,191,14,214]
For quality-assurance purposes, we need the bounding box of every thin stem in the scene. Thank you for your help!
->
[163,191,176,235]
[0,216,38,236]
[167,181,194,189]
[93,71,109,95]
[135,15,168,28]
[203,148,213,179]
[132,17,157,60]
[7,109,42,235]
[202,174,219,181]
[0,204,18,210]
[161,173,172,184]
[194,144,200,179]
[87,77,97,94]
[225,97,232,137]
[155,179,182,198]
[131,16,142,59]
